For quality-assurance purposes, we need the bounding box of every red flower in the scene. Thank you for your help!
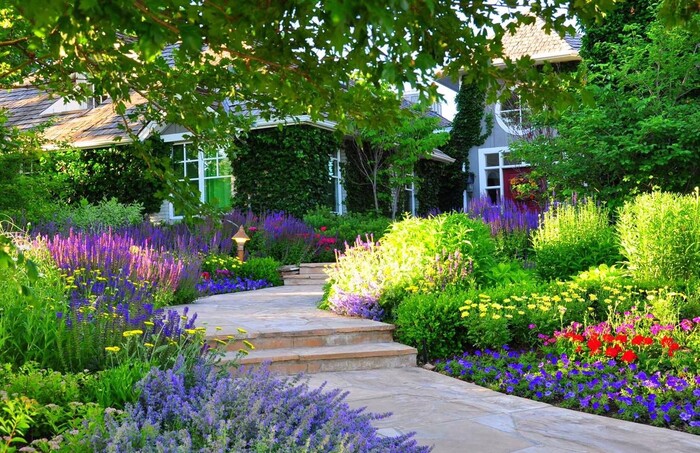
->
[631,335,654,347]
[587,337,602,355]
[660,336,680,357]
[201,271,211,281]
[615,334,628,344]
[605,345,622,358]
[571,334,584,343]
[320,226,327,232]
[620,350,637,363]
[603,334,615,343]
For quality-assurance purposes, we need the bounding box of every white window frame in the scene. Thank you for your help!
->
[168,141,232,220]
[329,149,344,215]
[494,91,531,136]
[478,147,529,203]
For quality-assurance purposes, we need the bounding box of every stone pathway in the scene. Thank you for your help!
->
[177,285,700,453]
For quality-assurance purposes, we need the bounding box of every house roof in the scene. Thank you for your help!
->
[0,86,148,148]
[493,18,582,66]
[400,98,452,129]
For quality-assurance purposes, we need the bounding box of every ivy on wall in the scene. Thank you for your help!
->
[40,137,170,214]
[230,126,339,217]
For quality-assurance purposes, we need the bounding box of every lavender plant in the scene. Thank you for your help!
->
[73,358,430,452]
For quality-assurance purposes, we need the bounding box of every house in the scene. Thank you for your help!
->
[0,80,452,221]
[436,19,582,207]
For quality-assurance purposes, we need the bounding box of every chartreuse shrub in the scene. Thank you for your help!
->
[618,191,700,284]
[325,213,495,320]
[532,199,620,281]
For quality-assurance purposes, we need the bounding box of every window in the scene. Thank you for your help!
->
[494,90,531,136]
[171,143,232,217]
[327,149,344,214]
[479,147,527,204]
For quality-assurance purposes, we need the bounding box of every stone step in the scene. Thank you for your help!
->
[210,325,395,352]
[225,342,417,374]
[283,274,328,285]
[299,262,334,269]
[299,266,330,276]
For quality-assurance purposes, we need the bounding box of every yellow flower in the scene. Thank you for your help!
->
[185,329,197,335]
[144,343,154,348]
[215,326,223,331]
[588,293,598,301]
[144,321,155,327]
[243,340,255,350]
[461,312,470,318]
[122,330,144,338]
[105,346,121,353]
[492,314,501,320]
[237,328,248,334]
[214,338,227,345]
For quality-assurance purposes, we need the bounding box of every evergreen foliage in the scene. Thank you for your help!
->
[231,126,339,217]
[438,81,492,211]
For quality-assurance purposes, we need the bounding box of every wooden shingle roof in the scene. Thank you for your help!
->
[494,18,582,66]
[0,87,148,148]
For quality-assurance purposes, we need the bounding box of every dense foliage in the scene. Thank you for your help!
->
[512,15,700,207]
[618,191,700,284]
[531,199,621,281]
[70,359,429,453]
[40,139,170,214]
[231,126,339,217]
[439,81,492,211]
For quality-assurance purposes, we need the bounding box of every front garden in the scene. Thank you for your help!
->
[323,191,700,434]
[3,190,700,450]
[0,204,420,452]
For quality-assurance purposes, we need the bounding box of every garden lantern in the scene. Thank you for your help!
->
[232,225,250,262]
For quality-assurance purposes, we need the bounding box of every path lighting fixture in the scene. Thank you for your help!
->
[233,225,250,262]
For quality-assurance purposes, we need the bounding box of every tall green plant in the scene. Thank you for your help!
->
[618,191,700,283]
[532,200,620,281]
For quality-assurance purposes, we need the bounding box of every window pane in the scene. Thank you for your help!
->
[185,144,198,160]
[485,153,499,167]
[204,159,217,177]
[172,144,185,162]
[205,177,232,209]
[186,161,198,178]
[503,152,522,166]
[486,170,500,187]
[486,188,500,204]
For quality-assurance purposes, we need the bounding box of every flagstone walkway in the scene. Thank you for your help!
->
[178,285,700,453]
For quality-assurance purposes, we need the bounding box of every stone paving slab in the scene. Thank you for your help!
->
[305,367,700,453]
[179,286,700,452]
[176,285,391,337]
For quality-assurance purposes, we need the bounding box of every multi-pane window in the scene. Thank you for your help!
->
[479,147,527,204]
[172,143,232,217]
[327,149,344,214]
[495,90,531,136]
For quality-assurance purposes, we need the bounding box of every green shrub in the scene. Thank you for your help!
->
[0,243,68,369]
[395,290,469,361]
[494,229,531,262]
[325,213,497,319]
[240,257,283,286]
[303,208,391,244]
[57,198,144,231]
[617,191,700,284]
[201,254,242,275]
[532,200,620,281]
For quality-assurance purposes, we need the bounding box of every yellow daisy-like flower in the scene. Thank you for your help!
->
[492,314,501,320]
[105,346,121,353]
[237,328,248,334]
[243,340,255,350]
[185,329,197,335]
[144,343,154,348]
[214,338,227,345]
[122,330,144,337]
[144,321,155,327]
